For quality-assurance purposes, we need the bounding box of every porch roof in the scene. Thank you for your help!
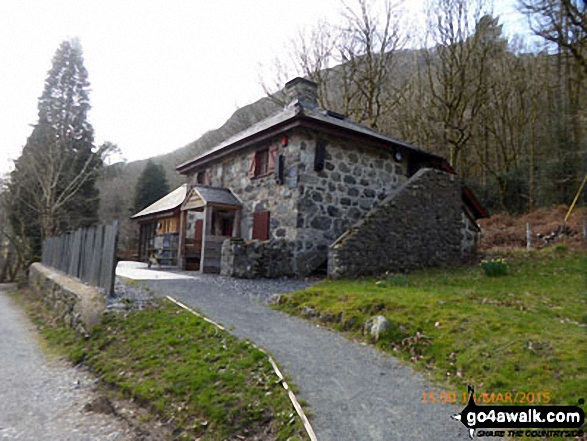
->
[131,184,188,219]
[181,185,243,211]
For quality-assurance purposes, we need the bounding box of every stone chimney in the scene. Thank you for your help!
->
[285,77,318,109]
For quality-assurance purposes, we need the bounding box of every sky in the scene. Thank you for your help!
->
[0,0,530,178]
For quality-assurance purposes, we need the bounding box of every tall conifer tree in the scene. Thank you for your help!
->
[9,39,108,258]
[133,160,170,214]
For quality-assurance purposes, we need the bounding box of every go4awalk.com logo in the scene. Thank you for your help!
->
[452,386,585,439]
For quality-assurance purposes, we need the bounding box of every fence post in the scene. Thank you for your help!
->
[38,222,118,296]
[526,222,532,250]
[100,221,118,297]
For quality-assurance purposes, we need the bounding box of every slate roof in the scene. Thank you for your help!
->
[190,185,242,207]
[176,101,443,174]
[131,184,187,219]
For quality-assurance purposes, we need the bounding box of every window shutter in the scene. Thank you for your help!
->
[267,144,279,174]
[314,141,327,172]
[252,211,270,241]
[204,168,212,185]
[275,154,285,185]
[248,152,257,178]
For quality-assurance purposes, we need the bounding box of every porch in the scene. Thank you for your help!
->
[179,185,243,273]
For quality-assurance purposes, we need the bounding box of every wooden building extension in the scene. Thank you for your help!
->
[131,184,242,273]
[179,185,242,272]
[131,185,187,266]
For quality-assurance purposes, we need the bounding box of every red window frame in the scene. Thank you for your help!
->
[249,144,279,179]
[254,148,269,177]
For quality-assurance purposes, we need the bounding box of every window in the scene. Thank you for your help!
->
[249,144,279,178]
[196,171,205,184]
[196,168,212,185]
[255,148,269,176]
[252,211,270,241]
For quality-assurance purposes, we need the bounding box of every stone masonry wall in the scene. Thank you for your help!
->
[220,238,295,279]
[461,212,480,259]
[29,262,105,335]
[294,129,407,274]
[328,169,462,278]
[189,138,303,243]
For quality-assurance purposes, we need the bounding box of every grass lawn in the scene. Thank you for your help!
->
[13,290,306,441]
[274,247,587,408]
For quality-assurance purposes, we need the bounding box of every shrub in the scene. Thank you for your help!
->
[376,272,409,288]
[553,243,567,254]
[480,258,508,277]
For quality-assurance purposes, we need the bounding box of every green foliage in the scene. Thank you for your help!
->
[15,294,305,440]
[275,251,587,407]
[480,258,508,277]
[376,272,409,288]
[133,160,170,214]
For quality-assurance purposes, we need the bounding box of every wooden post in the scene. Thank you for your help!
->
[178,210,187,270]
[233,208,242,238]
[583,219,587,241]
[138,223,143,262]
[526,222,532,251]
[200,205,211,273]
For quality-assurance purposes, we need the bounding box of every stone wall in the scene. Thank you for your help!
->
[294,129,407,274]
[220,238,295,279]
[461,212,480,259]
[29,262,105,335]
[328,169,463,278]
[190,138,302,243]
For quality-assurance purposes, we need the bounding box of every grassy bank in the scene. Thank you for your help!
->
[14,290,306,440]
[274,248,586,408]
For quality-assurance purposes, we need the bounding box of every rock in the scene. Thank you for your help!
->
[300,306,317,318]
[364,315,392,341]
[269,294,282,305]
[83,396,116,415]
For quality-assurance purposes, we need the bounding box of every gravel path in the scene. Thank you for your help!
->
[116,264,469,441]
[0,284,134,441]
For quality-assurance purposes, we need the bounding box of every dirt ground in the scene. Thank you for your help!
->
[478,205,587,251]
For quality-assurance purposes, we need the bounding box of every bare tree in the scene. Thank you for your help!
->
[520,0,587,74]
[334,0,407,129]
[258,21,336,108]
[10,130,115,242]
[424,0,497,174]
[259,0,408,130]
[474,46,538,209]
[0,180,32,281]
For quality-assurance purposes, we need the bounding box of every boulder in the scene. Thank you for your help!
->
[364,315,391,341]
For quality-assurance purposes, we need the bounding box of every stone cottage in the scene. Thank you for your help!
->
[134,77,487,278]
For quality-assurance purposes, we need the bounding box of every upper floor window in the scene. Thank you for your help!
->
[196,168,212,185]
[249,144,278,179]
[255,148,269,177]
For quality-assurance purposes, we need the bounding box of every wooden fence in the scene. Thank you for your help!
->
[41,221,118,296]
